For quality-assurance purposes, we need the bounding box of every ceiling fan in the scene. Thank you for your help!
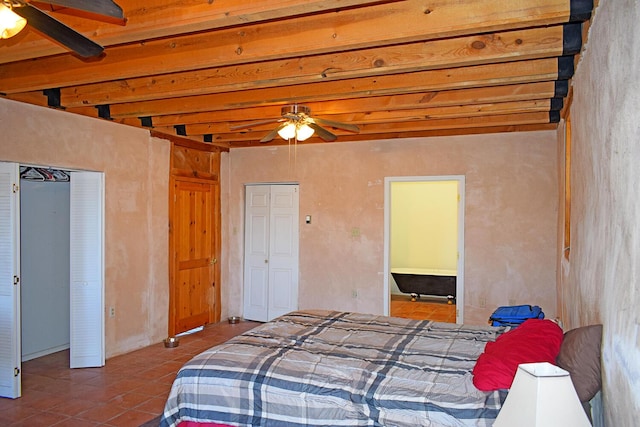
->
[231,104,360,143]
[0,0,124,58]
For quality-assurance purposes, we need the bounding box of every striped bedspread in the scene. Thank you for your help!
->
[160,310,507,427]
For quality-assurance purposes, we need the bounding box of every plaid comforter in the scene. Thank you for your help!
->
[161,310,507,427]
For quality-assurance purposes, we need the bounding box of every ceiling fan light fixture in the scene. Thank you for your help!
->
[278,122,297,140]
[277,122,315,141]
[296,123,314,141]
[0,3,26,39]
[237,103,352,143]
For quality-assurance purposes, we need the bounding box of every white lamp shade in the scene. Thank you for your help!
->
[0,4,27,39]
[493,362,591,427]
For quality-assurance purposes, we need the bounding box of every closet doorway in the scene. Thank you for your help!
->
[0,162,105,399]
[20,171,71,362]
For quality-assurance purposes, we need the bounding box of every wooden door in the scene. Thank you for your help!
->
[169,177,217,336]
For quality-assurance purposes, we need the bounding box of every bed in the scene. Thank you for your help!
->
[160,310,509,427]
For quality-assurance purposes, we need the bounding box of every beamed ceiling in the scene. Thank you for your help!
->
[0,0,594,150]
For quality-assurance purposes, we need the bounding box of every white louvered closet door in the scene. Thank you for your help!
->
[69,171,105,368]
[0,162,21,398]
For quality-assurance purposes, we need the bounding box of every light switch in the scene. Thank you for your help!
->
[305,215,311,224]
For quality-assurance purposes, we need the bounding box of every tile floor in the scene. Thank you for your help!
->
[0,320,259,427]
[390,294,457,322]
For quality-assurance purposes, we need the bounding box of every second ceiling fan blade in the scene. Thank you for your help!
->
[308,123,337,142]
[260,123,288,143]
[230,118,281,131]
[14,4,104,58]
[313,117,360,133]
[41,0,124,19]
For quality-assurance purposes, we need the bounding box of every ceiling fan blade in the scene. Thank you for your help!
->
[308,123,337,142]
[14,4,104,58]
[313,117,360,133]
[260,123,287,143]
[40,0,124,19]
[230,118,281,131]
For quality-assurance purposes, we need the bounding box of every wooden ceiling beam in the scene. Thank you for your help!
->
[162,111,555,143]
[0,0,580,93]
[227,123,559,147]
[150,130,229,152]
[57,25,571,108]
[3,91,49,107]
[329,123,560,142]
[252,99,555,124]
[101,58,562,118]
[168,99,554,137]
[141,81,561,127]
[0,0,592,144]
[0,0,393,64]
[307,112,556,134]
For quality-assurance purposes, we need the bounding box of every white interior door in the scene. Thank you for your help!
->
[267,185,299,319]
[0,162,21,398]
[69,171,105,368]
[243,185,270,322]
[243,184,299,322]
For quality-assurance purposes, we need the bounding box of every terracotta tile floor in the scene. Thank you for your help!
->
[390,294,457,322]
[0,320,259,427]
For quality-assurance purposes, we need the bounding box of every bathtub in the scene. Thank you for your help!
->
[391,268,457,302]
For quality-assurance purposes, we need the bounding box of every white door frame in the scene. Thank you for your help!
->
[383,175,465,323]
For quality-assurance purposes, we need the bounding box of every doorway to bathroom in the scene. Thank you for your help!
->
[383,176,465,324]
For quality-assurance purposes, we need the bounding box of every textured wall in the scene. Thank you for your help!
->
[221,131,559,325]
[0,97,171,358]
[564,0,640,424]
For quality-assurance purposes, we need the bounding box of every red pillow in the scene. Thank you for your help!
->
[472,319,563,391]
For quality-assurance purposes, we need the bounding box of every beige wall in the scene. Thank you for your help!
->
[221,131,559,325]
[561,0,640,424]
[0,97,170,358]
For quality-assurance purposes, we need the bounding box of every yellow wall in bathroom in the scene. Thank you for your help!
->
[390,180,458,271]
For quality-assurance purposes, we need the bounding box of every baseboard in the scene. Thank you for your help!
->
[22,343,70,362]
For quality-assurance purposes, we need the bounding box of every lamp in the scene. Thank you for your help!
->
[494,362,591,427]
[277,122,315,141]
[0,3,27,40]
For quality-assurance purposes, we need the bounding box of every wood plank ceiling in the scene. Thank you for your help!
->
[0,0,594,149]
